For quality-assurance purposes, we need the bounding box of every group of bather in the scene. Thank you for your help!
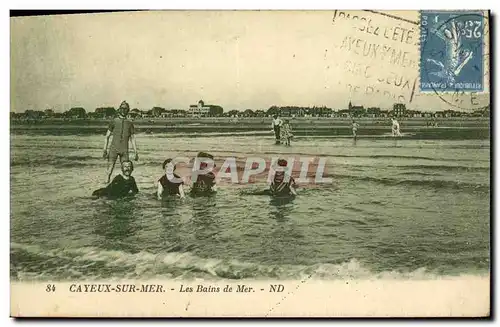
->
[92,153,297,200]
[271,114,403,144]
[92,100,297,200]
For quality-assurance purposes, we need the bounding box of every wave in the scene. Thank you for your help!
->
[398,172,441,177]
[393,165,490,172]
[347,154,437,161]
[207,150,485,162]
[11,126,491,140]
[152,131,272,138]
[10,151,488,169]
[10,155,98,167]
[325,174,490,193]
[194,150,486,163]
[10,243,488,282]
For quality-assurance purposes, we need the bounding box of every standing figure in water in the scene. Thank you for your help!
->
[157,158,186,200]
[351,119,360,141]
[391,117,402,137]
[269,159,297,196]
[271,114,283,145]
[280,119,293,146]
[92,161,139,199]
[102,100,139,184]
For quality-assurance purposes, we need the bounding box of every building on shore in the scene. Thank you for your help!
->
[187,100,224,117]
[392,103,406,117]
[348,101,365,117]
[188,100,210,117]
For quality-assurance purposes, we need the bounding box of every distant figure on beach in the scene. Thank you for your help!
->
[191,152,217,196]
[351,119,360,140]
[157,159,185,200]
[391,118,402,137]
[269,159,297,197]
[280,119,293,146]
[103,100,139,184]
[271,114,283,145]
[92,161,139,199]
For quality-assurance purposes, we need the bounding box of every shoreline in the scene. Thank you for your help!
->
[10,125,491,139]
[10,117,491,139]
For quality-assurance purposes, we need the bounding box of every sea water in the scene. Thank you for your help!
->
[10,132,490,281]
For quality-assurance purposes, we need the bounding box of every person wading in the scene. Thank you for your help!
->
[271,114,283,145]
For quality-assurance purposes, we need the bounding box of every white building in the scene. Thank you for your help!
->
[188,100,210,117]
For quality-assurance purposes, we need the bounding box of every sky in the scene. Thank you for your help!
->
[10,10,490,112]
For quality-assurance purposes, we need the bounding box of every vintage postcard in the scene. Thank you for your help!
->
[10,10,490,317]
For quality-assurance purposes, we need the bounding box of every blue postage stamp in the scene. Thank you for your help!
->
[420,11,485,92]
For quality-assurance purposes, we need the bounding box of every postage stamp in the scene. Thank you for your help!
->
[420,10,485,92]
